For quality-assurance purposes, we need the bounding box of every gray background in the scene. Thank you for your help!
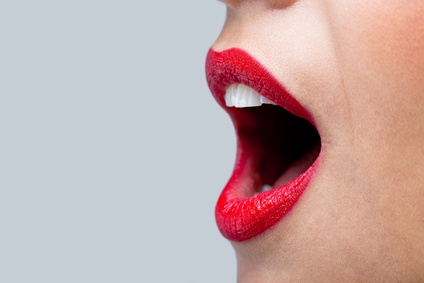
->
[0,1,237,282]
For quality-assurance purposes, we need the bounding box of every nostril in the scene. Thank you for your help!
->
[268,0,298,10]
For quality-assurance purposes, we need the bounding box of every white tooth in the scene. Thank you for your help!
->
[241,84,261,107]
[261,184,273,192]
[224,85,235,106]
[260,95,277,105]
[224,84,276,108]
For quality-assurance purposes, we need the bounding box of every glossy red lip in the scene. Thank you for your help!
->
[205,48,320,242]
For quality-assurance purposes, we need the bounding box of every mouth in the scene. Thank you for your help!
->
[206,48,321,242]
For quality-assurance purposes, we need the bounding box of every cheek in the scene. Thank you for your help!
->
[327,1,424,187]
[336,1,424,86]
[361,2,424,82]
[350,2,424,128]
[327,0,424,125]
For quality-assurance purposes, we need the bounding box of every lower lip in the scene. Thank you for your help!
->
[215,156,319,242]
[207,48,320,242]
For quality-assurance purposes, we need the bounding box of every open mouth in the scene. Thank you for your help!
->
[226,84,321,197]
[206,48,321,242]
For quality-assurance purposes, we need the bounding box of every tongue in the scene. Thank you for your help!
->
[273,142,320,188]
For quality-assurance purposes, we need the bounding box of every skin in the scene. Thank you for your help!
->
[210,0,424,282]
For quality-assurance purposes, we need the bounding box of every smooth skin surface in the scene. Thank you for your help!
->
[210,0,424,282]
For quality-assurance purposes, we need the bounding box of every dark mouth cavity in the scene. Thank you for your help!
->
[232,104,321,195]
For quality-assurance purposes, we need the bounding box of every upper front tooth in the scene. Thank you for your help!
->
[224,84,276,108]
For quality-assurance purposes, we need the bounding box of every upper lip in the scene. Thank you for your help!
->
[205,47,321,242]
[206,47,315,125]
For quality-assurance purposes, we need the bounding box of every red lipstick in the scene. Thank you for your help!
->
[206,48,320,242]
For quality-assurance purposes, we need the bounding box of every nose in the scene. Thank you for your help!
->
[219,0,298,10]
[210,0,305,53]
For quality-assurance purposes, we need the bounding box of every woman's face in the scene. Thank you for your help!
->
[207,0,424,281]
